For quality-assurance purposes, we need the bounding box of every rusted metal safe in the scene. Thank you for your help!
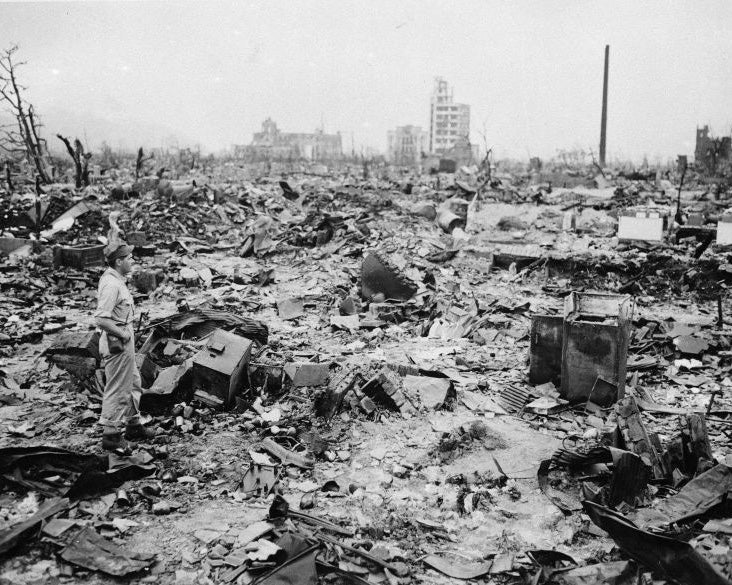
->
[192,328,252,408]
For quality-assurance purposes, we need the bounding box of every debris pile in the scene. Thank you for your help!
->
[1,164,731,584]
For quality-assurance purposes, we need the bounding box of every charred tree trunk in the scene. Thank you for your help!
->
[57,134,81,187]
[3,160,11,191]
[135,147,153,179]
[34,175,43,238]
[27,106,48,174]
[136,147,144,179]
[56,134,91,188]
[76,138,90,186]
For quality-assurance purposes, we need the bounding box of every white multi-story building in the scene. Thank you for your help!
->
[429,77,470,155]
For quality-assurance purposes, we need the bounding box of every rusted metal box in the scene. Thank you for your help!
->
[561,292,633,402]
[192,328,252,408]
[126,231,148,246]
[529,315,564,385]
[53,244,105,269]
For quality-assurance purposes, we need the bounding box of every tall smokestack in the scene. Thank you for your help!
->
[599,44,609,167]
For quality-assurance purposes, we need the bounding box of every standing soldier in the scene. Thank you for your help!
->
[95,240,155,451]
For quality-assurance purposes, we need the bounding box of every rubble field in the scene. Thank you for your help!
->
[0,166,731,585]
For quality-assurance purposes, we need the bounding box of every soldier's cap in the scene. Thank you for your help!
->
[104,241,133,263]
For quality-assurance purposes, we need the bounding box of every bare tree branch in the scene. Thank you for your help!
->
[0,45,51,182]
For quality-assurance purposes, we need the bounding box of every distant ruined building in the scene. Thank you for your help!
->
[234,118,342,162]
[387,125,427,167]
[695,125,732,174]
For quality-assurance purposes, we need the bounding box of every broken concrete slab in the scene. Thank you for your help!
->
[235,521,275,548]
[674,335,710,355]
[145,360,192,397]
[402,375,454,409]
[59,526,156,577]
[283,362,330,387]
[277,297,305,320]
[46,330,100,360]
[44,330,100,378]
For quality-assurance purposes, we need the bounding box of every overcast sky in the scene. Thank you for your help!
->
[1,1,730,161]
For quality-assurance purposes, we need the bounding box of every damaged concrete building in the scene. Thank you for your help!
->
[387,125,427,167]
[695,125,732,174]
[426,77,476,171]
[428,77,470,155]
[234,118,343,162]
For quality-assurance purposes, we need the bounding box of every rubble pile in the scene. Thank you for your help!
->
[1,165,732,585]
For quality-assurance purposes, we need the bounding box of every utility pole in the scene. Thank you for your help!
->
[599,45,609,167]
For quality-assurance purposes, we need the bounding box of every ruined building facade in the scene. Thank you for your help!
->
[428,77,470,155]
[235,118,342,162]
[387,125,427,167]
[695,125,732,174]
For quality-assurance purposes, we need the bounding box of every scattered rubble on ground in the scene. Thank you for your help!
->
[1,163,732,585]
